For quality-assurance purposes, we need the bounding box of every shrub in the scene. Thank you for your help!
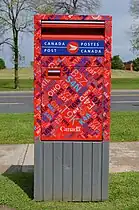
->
[0,58,6,69]
[133,57,139,71]
[112,55,124,70]
[30,61,34,67]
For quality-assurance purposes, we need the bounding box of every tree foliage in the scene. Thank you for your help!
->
[0,0,101,89]
[112,55,124,70]
[0,0,34,88]
[130,0,139,51]
[133,57,139,71]
[30,61,34,66]
[32,0,101,15]
[0,58,6,69]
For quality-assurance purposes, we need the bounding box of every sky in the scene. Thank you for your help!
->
[0,0,136,68]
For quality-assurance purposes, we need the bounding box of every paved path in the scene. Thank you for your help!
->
[0,90,139,113]
[0,142,139,174]
[0,206,15,210]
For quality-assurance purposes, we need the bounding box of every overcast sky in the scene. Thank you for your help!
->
[0,0,136,68]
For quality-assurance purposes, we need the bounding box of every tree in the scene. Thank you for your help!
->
[129,0,139,51]
[133,57,139,71]
[0,0,33,89]
[30,61,34,67]
[0,0,100,89]
[112,55,124,70]
[32,0,101,15]
[0,58,6,69]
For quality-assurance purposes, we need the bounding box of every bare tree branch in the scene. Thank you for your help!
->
[0,0,101,89]
[130,0,139,51]
[0,0,35,88]
[130,0,139,18]
[0,37,13,47]
[15,0,26,20]
[32,0,100,15]
[0,16,11,25]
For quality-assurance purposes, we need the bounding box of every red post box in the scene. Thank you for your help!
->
[34,14,112,202]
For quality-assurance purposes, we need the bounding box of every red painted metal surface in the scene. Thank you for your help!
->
[41,24,105,28]
[34,14,112,141]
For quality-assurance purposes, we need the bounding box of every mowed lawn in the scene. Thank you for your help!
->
[112,78,139,89]
[0,68,139,90]
[0,112,139,144]
[0,172,139,210]
[111,69,139,78]
[0,67,33,79]
[0,79,33,90]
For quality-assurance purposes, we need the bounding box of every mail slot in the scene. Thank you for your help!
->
[34,14,112,202]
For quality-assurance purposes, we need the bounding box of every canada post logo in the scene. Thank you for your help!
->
[67,42,79,54]
[41,40,105,56]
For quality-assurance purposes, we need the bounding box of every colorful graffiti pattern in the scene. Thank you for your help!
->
[34,14,112,141]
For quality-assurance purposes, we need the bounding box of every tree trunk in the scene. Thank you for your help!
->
[13,30,19,89]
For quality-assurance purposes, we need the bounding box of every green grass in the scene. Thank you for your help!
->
[0,113,33,144]
[111,112,139,142]
[112,78,139,89]
[0,79,33,90]
[0,172,139,209]
[0,112,139,144]
[111,69,139,78]
[0,68,33,79]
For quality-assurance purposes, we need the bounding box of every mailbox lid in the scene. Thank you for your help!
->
[41,20,105,41]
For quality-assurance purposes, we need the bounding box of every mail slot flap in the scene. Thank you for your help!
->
[41,21,105,39]
[41,20,105,30]
[41,20,105,23]
[41,22,105,29]
[41,20,105,28]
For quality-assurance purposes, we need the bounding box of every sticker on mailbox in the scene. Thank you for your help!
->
[41,40,105,56]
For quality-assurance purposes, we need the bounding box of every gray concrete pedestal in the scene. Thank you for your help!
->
[34,141,109,201]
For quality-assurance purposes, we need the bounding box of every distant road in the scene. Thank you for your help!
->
[0,90,139,113]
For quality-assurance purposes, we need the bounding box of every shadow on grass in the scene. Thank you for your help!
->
[3,165,34,200]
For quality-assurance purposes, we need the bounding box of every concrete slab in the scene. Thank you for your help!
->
[0,144,28,173]
[0,206,15,210]
[0,142,139,174]
[109,142,139,173]
[22,144,34,173]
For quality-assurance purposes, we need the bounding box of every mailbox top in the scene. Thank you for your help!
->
[34,14,112,22]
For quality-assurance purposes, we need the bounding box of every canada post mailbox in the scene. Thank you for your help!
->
[34,14,112,202]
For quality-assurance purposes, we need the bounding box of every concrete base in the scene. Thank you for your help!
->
[34,141,109,201]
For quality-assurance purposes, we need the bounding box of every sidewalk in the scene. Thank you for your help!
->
[0,142,139,174]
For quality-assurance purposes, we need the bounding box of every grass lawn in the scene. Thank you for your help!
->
[0,172,139,210]
[0,112,139,144]
[111,112,139,141]
[111,69,139,78]
[0,79,33,90]
[0,68,33,79]
[112,78,139,89]
[0,113,33,144]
